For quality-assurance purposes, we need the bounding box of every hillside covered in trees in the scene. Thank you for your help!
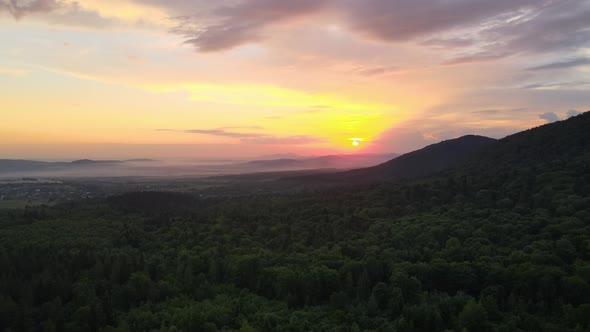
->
[0,112,589,331]
[290,135,495,184]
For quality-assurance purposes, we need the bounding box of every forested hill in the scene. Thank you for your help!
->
[289,111,590,186]
[288,135,496,184]
[0,112,589,331]
[455,111,590,177]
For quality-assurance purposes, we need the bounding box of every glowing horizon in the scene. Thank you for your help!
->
[1,0,589,160]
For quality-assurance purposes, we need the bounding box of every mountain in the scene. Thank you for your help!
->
[125,158,157,162]
[0,159,125,175]
[455,112,590,177]
[243,153,399,171]
[0,153,397,178]
[289,135,495,184]
[245,158,300,168]
[287,111,590,186]
[70,159,123,165]
[0,160,53,173]
[254,153,304,160]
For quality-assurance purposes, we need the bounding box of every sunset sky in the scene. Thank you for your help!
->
[1,0,589,160]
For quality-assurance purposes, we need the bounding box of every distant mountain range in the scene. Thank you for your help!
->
[288,135,495,184]
[0,159,151,173]
[242,153,399,170]
[0,154,397,178]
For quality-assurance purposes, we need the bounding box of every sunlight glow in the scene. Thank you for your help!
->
[77,0,172,25]
[144,83,387,111]
[349,138,364,148]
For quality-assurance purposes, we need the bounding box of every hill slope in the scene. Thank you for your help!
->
[290,135,495,184]
[456,111,590,177]
[243,153,399,171]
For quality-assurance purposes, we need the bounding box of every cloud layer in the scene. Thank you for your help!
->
[164,0,590,58]
[7,0,589,57]
[0,0,61,20]
[2,0,589,157]
[157,128,323,145]
[529,58,590,71]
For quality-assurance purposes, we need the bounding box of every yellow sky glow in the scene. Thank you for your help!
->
[0,1,585,159]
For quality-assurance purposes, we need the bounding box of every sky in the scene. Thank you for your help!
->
[1,0,589,160]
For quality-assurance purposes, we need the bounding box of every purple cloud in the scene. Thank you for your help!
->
[443,51,510,66]
[341,0,538,43]
[528,58,590,71]
[175,0,330,52]
[6,0,590,60]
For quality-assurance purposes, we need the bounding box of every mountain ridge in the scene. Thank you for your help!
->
[287,135,496,184]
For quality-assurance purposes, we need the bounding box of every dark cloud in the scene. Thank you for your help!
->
[6,0,590,59]
[169,0,548,52]
[0,0,118,28]
[539,112,559,123]
[342,0,538,43]
[498,1,590,54]
[176,0,590,58]
[176,0,330,52]
[183,23,263,52]
[1,0,61,19]
[528,58,590,71]
[333,0,588,59]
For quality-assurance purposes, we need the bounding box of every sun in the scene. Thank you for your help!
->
[349,138,363,147]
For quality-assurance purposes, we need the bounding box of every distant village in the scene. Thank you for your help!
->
[0,178,97,203]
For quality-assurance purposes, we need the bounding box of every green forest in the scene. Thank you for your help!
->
[0,113,589,331]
